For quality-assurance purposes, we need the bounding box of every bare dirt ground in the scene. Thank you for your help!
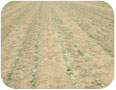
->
[1,1,114,89]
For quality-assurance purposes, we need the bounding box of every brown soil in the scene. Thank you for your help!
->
[1,1,114,89]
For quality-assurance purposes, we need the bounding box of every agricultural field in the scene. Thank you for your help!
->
[1,1,114,89]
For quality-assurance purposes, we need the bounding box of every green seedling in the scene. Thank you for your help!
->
[78,50,84,56]
[72,81,77,85]
[96,78,105,88]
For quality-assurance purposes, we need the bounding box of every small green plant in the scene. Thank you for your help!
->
[72,81,77,85]
[96,78,105,88]
[78,50,84,56]
[67,69,74,75]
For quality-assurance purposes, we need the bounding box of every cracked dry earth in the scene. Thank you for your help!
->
[1,1,114,89]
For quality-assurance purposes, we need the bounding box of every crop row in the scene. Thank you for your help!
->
[51,8,105,88]
[5,7,39,86]
[51,8,78,88]
[58,5,114,57]
[30,3,43,89]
